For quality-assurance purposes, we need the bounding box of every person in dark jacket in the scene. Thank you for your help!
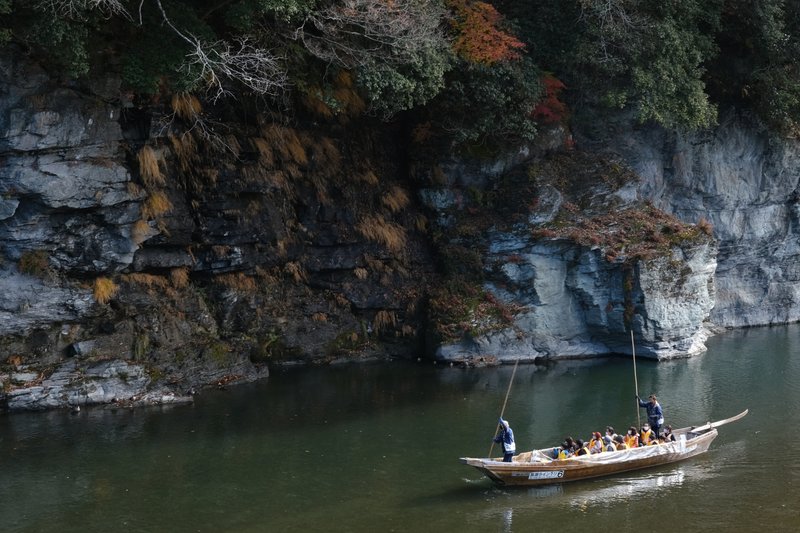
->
[637,394,664,437]
[493,419,516,462]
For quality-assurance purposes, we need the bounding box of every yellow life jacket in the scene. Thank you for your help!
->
[615,442,629,450]
[640,429,653,445]
[589,438,603,452]
[558,449,572,460]
[624,434,638,448]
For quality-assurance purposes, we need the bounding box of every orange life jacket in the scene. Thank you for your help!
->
[640,429,653,445]
[624,434,639,448]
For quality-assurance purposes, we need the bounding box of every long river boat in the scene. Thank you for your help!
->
[460,409,748,487]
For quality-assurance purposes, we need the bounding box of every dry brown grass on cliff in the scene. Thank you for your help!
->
[333,71,366,115]
[127,182,144,198]
[301,87,335,118]
[261,124,308,166]
[170,267,190,289]
[373,310,396,333]
[356,170,380,186]
[251,137,276,168]
[141,191,173,220]
[534,204,709,263]
[382,186,410,213]
[697,217,713,236]
[318,137,342,169]
[354,267,369,280]
[93,277,118,304]
[122,272,171,292]
[413,213,428,233]
[216,272,258,293]
[333,292,350,307]
[171,93,202,121]
[357,215,407,253]
[284,261,308,283]
[137,146,165,188]
[169,132,198,173]
[286,131,308,166]
[131,220,151,246]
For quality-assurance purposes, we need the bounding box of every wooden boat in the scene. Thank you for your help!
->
[460,409,748,486]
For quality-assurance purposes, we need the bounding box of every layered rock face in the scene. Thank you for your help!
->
[601,115,800,328]
[423,155,717,363]
[0,51,432,411]
[0,54,134,335]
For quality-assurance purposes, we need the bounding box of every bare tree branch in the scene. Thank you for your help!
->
[35,0,129,19]
[296,0,447,68]
[183,37,289,101]
[152,0,288,101]
[578,0,645,64]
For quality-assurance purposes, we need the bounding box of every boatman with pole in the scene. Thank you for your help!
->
[637,394,664,437]
[493,419,516,462]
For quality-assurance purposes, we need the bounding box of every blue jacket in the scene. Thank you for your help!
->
[638,398,663,422]
[494,426,516,452]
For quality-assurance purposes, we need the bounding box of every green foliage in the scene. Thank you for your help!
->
[573,0,720,129]
[708,0,800,134]
[432,56,541,143]
[630,15,718,129]
[122,1,217,94]
[225,0,318,29]
[5,0,800,137]
[23,11,91,78]
[356,40,454,118]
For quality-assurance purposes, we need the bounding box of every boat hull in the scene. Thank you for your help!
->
[461,429,718,486]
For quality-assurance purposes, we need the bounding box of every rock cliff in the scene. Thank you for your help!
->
[0,50,433,411]
[2,49,800,411]
[595,114,800,328]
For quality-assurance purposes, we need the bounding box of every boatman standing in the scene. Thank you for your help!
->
[494,419,516,462]
[637,394,665,437]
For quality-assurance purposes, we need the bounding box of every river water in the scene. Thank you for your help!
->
[1,325,797,532]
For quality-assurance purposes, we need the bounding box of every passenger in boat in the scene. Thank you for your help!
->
[637,394,665,437]
[558,441,573,460]
[624,427,640,448]
[640,423,655,445]
[589,432,604,453]
[605,426,617,440]
[602,436,616,452]
[662,425,676,442]
[493,419,516,462]
[575,439,591,456]
[613,435,629,450]
[564,436,577,453]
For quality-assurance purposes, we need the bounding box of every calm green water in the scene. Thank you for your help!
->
[1,325,797,532]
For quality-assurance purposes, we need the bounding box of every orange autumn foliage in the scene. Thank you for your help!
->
[448,0,525,65]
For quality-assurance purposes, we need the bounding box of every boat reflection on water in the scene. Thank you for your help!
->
[565,468,687,509]
[479,466,702,528]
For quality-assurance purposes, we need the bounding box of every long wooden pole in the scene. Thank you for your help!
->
[631,330,642,429]
[488,358,520,457]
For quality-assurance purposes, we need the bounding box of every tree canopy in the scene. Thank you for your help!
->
[1,0,799,141]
